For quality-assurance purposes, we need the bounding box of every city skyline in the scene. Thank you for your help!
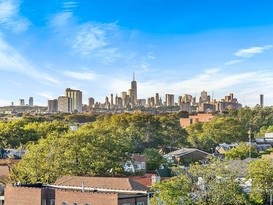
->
[1,0,273,106]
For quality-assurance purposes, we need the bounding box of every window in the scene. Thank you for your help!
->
[42,199,46,205]
[122,203,131,205]
[73,203,78,205]
[141,162,145,169]
[137,202,145,205]
[85,203,91,205]
[50,199,55,205]
[62,202,68,205]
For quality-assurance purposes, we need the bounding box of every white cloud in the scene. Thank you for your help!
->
[62,1,78,12]
[37,92,55,100]
[235,45,272,58]
[50,12,73,27]
[0,0,30,33]
[225,60,244,65]
[64,21,122,64]
[72,23,109,54]
[147,52,155,60]
[204,68,221,74]
[0,36,60,84]
[63,71,97,80]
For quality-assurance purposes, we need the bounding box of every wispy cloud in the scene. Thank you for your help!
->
[225,60,244,65]
[71,22,122,64]
[0,36,60,84]
[6,79,22,86]
[50,12,73,27]
[235,45,272,58]
[37,92,55,100]
[0,0,30,33]
[147,52,155,60]
[62,1,78,13]
[63,70,97,80]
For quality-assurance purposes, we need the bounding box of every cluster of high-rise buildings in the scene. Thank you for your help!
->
[45,75,245,114]
[11,97,34,107]
[48,88,83,113]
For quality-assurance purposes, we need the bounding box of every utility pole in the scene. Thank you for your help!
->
[248,126,252,158]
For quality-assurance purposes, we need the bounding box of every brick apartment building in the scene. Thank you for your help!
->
[4,176,150,205]
[180,113,214,128]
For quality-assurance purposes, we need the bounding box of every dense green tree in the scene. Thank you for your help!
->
[144,148,167,170]
[151,173,193,205]
[186,117,247,152]
[10,124,131,183]
[225,143,258,160]
[247,158,273,204]
[151,158,249,204]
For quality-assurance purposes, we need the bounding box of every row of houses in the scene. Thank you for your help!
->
[3,175,160,205]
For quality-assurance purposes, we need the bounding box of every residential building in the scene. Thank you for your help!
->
[19,99,25,106]
[58,96,70,113]
[47,99,58,113]
[180,113,214,128]
[165,94,174,106]
[4,176,149,205]
[29,97,33,107]
[164,148,211,165]
[88,97,95,108]
[65,88,83,112]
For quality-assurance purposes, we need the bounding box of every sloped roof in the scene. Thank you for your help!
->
[166,148,210,157]
[54,176,149,191]
[0,165,9,177]
[130,174,170,187]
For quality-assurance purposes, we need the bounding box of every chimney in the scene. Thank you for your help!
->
[151,175,161,185]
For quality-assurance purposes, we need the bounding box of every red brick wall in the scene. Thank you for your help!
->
[56,189,119,205]
[5,185,42,205]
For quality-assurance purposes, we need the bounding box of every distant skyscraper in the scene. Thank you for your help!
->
[88,97,95,107]
[58,96,69,112]
[131,73,137,105]
[105,96,109,108]
[260,94,264,108]
[200,90,208,103]
[115,94,118,105]
[48,99,58,113]
[65,88,83,112]
[155,93,160,106]
[29,97,33,107]
[110,94,114,107]
[120,91,127,107]
[165,94,174,106]
[19,99,25,106]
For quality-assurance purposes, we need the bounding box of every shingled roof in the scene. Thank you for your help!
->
[54,176,149,191]
[0,165,9,177]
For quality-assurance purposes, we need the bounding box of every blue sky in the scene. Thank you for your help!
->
[1,0,273,107]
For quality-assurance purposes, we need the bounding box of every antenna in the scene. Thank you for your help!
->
[133,72,135,81]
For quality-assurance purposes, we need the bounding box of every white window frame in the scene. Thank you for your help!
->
[50,199,55,205]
